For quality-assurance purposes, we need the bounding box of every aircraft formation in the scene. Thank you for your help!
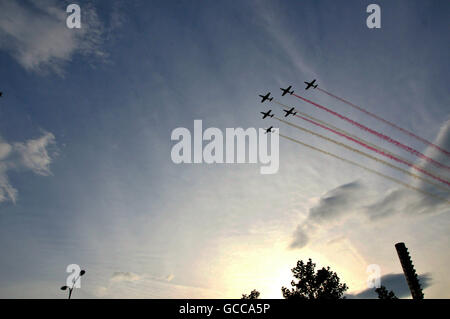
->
[259,79,317,132]
[257,79,450,203]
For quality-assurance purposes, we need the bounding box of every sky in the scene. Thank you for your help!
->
[0,0,449,298]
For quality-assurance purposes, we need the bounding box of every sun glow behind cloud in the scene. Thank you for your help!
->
[206,232,368,298]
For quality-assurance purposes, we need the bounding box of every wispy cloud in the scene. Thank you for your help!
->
[13,132,56,176]
[0,0,106,75]
[0,132,55,204]
[365,120,450,220]
[110,271,141,283]
[94,271,178,298]
[290,181,368,249]
[290,120,450,249]
[254,0,318,80]
[109,271,176,284]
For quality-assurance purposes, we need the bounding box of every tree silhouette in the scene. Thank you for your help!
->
[375,285,397,299]
[241,289,260,299]
[281,259,348,300]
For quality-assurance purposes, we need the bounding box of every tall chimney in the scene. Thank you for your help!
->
[395,242,424,299]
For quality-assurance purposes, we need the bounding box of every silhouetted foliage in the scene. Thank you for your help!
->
[241,289,260,299]
[281,259,348,300]
[375,285,397,299]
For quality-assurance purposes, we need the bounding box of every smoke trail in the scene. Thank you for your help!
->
[278,133,450,204]
[274,100,414,167]
[273,100,447,180]
[316,87,450,157]
[274,116,450,191]
[292,93,450,171]
[295,113,450,187]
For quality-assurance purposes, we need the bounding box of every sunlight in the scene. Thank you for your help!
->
[212,236,341,298]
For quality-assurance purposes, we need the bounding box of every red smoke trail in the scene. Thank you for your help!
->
[294,113,450,187]
[292,93,450,171]
[273,99,448,187]
[275,116,449,191]
[316,87,450,157]
[278,133,450,204]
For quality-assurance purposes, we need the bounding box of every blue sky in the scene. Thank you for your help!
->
[0,0,449,298]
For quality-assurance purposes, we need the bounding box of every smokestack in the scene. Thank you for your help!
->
[395,242,424,299]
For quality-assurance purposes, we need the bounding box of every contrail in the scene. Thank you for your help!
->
[277,132,450,204]
[273,100,417,167]
[316,87,450,157]
[274,116,450,191]
[292,93,450,171]
[273,99,447,181]
[295,113,450,187]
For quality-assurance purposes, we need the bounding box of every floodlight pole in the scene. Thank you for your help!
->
[395,243,423,299]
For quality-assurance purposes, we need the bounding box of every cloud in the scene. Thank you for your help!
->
[0,0,106,75]
[109,272,175,283]
[251,4,320,94]
[93,272,219,299]
[254,1,317,79]
[0,142,12,160]
[308,181,365,222]
[348,273,432,299]
[290,120,450,249]
[110,272,141,283]
[93,271,176,297]
[326,235,347,246]
[0,132,55,204]
[166,274,175,282]
[13,132,55,175]
[0,166,17,204]
[365,120,450,220]
[290,181,367,249]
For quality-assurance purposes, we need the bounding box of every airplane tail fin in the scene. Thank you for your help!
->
[291,91,294,94]
[270,97,273,101]
[314,85,318,88]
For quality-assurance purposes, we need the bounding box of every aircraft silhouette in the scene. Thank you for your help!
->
[304,79,318,90]
[259,92,273,103]
[280,85,294,96]
[283,107,297,117]
[260,110,274,119]
[265,126,274,134]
